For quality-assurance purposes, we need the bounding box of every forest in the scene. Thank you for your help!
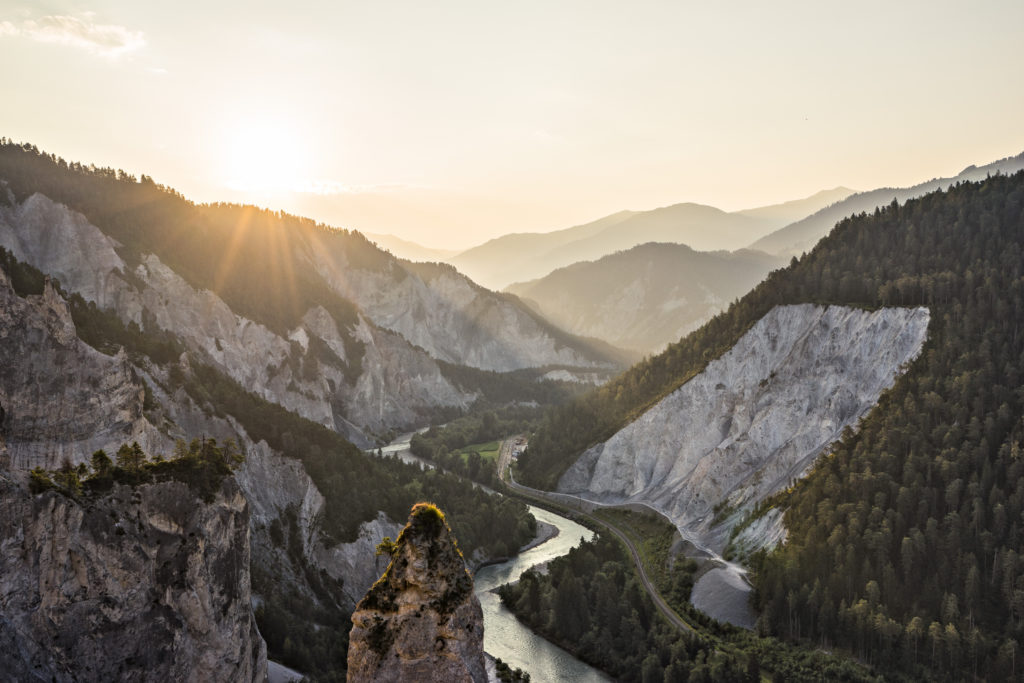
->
[520,172,1024,680]
[498,534,877,682]
[751,174,1024,681]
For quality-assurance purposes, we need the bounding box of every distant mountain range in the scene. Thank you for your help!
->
[445,188,853,291]
[750,152,1024,255]
[364,232,460,263]
[506,243,784,354]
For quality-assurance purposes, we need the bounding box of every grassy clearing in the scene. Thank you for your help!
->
[452,440,501,464]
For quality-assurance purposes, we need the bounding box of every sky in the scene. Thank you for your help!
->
[2,1,1023,250]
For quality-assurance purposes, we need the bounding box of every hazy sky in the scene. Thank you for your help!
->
[3,1,1023,249]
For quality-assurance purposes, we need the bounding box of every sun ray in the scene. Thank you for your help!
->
[213,206,254,295]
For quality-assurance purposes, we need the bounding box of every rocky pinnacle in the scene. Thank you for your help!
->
[347,503,486,682]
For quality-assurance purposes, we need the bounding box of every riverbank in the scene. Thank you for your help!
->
[519,520,559,553]
[474,520,560,572]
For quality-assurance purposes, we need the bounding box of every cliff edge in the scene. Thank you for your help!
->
[0,473,266,682]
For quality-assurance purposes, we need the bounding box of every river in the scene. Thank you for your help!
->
[372,429,434,468]
[475,506,612,682]
[371,433,612,681]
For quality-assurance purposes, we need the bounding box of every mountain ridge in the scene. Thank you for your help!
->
[506,242,784,353]
[750,151,1024,255]
[447,188,848,291]
[0,142,624,445]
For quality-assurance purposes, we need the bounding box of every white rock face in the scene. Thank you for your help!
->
[558,304,930,547]
[730,507,787,557]
[0,193,474,436]
[235,439,403,606]
[0,269,167,470]
[308,247,609,372]
[0,193,127,308]
[341,314,476,432]
[236,440,326,546]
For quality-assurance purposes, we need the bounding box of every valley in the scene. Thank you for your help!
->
[1,137,1023,682]
[5,3,1023,681]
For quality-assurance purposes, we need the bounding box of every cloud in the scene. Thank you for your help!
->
[0,12,145,58]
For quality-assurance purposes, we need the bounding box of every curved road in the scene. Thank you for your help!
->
[497,438,692,633]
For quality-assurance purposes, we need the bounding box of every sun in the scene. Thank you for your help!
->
[219,118,308,196]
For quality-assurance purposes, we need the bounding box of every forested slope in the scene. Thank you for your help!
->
[520,171,1024,680]
[0,248,536,680]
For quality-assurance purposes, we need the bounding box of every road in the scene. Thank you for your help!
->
[497,436,692,633]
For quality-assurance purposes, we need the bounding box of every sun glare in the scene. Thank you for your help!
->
[220,119,307,196]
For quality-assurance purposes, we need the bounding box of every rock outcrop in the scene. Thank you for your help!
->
[558,304,930,550]
[347,503,486,683]
[233,437,404,608]
[0,266,166,470]
[0,473,266,682]
[308,244,616,372]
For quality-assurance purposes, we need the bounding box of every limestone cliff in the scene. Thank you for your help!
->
[236,440,403,607]
[0,192,475,439]
[348,503,486,683]
[309,249,614,371]
[0,472,266,682]
[0,265,166,470]
[558,304,930,551]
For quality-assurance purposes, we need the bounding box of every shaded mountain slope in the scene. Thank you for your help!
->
[557,304,929,551]
[0,245,538,680]
[0,142,621,446]
[506,243,783,353]
[449,188,845,291]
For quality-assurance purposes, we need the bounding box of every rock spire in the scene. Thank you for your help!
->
[347,503,486,682]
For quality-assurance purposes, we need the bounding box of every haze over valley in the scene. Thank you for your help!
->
[2,2,1024,682]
